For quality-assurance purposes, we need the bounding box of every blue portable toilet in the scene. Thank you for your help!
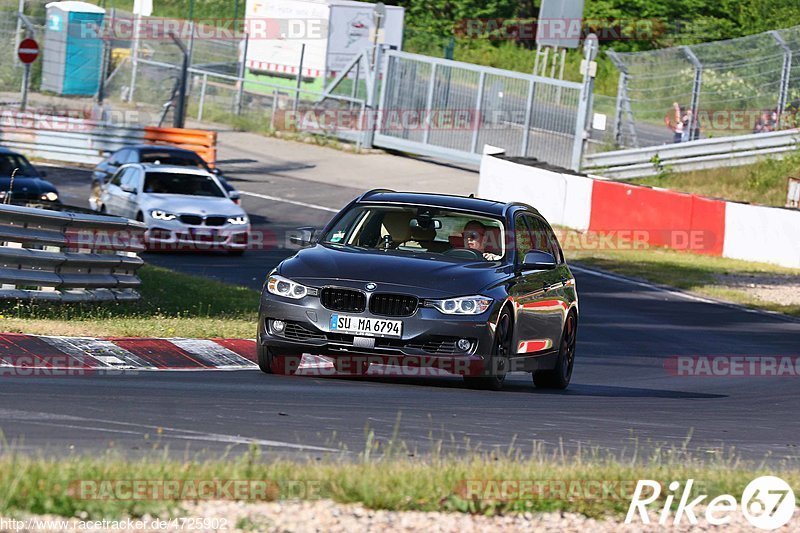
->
[41,1,106,95]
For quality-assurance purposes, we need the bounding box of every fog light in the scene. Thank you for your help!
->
[456,338,472,352]
[272,320,286,333]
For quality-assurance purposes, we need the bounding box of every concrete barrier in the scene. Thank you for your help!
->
[723,202,800,268]
[478,153,800,268]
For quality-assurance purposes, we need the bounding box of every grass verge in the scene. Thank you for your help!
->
[0,265,260,339]
[1,440,798,521]
[563,232,800,316]
[629,152,800,207]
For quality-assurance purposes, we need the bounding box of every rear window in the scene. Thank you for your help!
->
[143,172,225,197]
[140,151,206,168]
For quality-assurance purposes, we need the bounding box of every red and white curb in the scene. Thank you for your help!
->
[0,334,257,372]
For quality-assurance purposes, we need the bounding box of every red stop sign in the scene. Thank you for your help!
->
[18,38,39,64]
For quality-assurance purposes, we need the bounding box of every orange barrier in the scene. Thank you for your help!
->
[143,126,217,168]
[588,181,726,256]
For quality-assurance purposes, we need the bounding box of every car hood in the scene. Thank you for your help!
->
[139,194,244,216]
[278,244,509,296]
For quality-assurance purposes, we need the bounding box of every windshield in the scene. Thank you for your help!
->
[143,172,225,197]
[321,205,505,261]
[140,151,208,169]
[0,154,37,177]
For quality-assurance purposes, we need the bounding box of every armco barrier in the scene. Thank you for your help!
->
[0,204,146,302]
[478,153,800,268]
[583,128,800,179]
[0,112,217,166]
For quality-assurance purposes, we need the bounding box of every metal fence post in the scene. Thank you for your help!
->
[362,44,384,149]
[681,46,702,141]
[14,0,23,67]
[234,32,249,115]
[520,78,534,157]
[771,30,792,122]
[293,44,306,115]
[422,63,437,145]
[571,35,598,172]
[197,72,208,121]
[613,70,627,146]
[128,13,141,102]
[470,71,486,154]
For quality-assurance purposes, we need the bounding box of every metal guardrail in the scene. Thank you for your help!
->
[582,128,800,179]
[0,113,146,165]
[0,203,146,302]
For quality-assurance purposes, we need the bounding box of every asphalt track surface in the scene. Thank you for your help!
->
[1,164,798,461]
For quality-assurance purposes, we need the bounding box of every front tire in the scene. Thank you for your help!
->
[257,344,300,375]
[464,308,512,391]
[533,312,577,390]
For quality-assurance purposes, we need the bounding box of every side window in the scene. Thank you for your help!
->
[109,167,126,186]
[514,214,534,262]
[530,216,563,263]
[545,224,564,264]
[120,168,140,191]
[122,150,138,164]
[111,149,128,165]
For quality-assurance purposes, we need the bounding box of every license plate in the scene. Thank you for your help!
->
[329,314,402,338]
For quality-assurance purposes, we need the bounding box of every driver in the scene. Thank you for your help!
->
[463,220,502,260]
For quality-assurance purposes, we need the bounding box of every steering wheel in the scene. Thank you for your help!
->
[443,248,484,260]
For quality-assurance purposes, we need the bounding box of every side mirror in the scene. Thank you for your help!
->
[121,184,137,194]
[39,170,48,178]
[522,250,556,270]
[211,168,222,175]
[289,227,315,248]
[228,190,241,201]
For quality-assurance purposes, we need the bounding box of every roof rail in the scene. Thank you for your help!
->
[356,188,396,202]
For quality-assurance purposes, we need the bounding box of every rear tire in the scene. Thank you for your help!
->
[464,308,512,391]
[533,312,577,390]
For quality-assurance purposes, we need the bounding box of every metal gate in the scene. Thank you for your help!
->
[373,50,589,170]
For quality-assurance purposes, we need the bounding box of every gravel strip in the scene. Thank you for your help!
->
[713,273,800,307]
[2,499,796,532]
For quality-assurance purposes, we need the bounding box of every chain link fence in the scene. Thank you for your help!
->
[609,25,800,149]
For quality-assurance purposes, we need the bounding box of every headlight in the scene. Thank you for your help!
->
[227,215,248,225]
[40,192,58,202]
[151,209,177,221]
[267,274,311,299]
[429,295,492,315]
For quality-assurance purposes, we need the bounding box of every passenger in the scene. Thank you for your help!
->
[463,220,502,261]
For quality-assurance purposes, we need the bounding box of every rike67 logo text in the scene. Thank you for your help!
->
[626,476,795,530]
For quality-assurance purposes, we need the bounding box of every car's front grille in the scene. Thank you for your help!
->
[180,214,203,226]
[205,216,227,227]
[178,215,228,226]
[282,322,326,342]
[369,293,418,317]
[405,337,473,355]
[320,288,366,313]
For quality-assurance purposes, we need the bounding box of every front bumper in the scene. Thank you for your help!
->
[144,222,250,251]
[259,289,501,376]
